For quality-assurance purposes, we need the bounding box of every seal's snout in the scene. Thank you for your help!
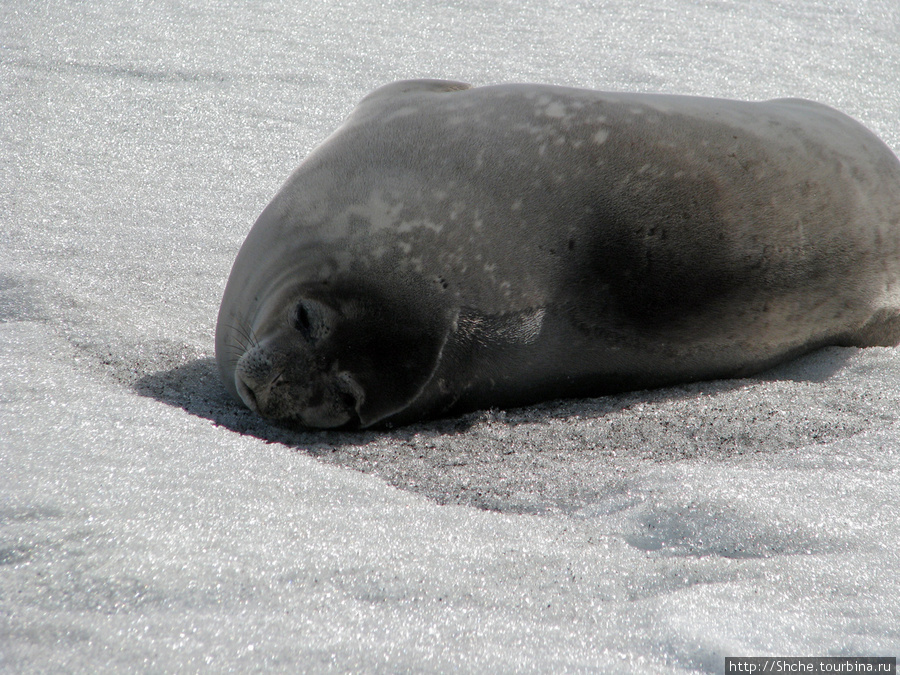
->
[230,341,364,428]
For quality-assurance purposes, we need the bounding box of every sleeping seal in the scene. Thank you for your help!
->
[215,79,900,429]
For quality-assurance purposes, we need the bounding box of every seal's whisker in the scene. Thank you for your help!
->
[218,322,261,373]
[229,322,259,353]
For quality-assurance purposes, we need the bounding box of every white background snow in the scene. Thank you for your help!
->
[2,0,899,672]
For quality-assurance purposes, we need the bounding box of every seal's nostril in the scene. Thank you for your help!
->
[235,374,260,413]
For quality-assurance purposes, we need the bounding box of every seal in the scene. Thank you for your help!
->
[215,79,900,429]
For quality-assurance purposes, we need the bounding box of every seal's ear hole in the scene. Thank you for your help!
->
[291,299,332,342]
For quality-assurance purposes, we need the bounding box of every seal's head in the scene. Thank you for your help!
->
[216,268,455,429]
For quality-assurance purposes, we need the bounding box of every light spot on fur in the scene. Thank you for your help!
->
[382,106,420,123]
[339,190,444,236]
[544,101,567,118]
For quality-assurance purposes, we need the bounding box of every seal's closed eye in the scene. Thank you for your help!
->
[291,299,331,343]
[292,300,312,338]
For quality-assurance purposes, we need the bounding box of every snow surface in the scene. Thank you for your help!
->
[2,0,900,671]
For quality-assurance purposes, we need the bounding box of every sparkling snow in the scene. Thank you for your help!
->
[2,0,899,672]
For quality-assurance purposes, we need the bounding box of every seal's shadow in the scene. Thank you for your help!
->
[132,347,876,515]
